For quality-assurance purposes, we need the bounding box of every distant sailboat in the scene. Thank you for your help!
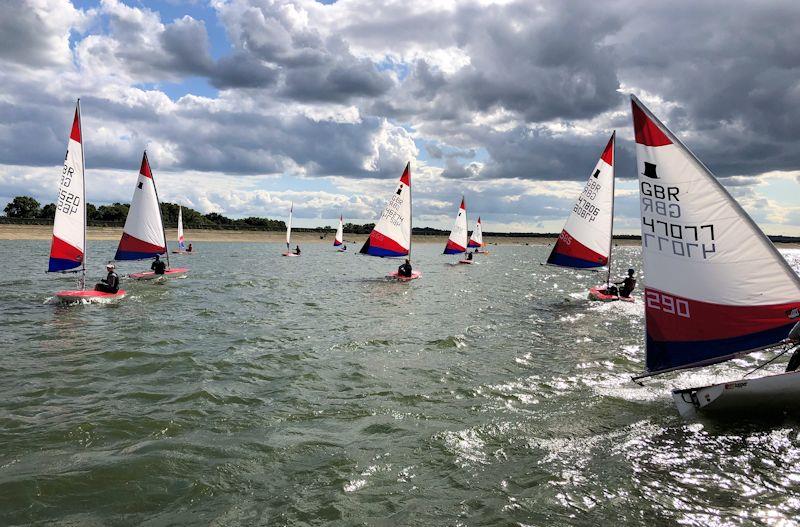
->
[360,162,420,280]
[443,197,472,264]
[171,206,190,254]
[49,100,126,302]
[282,202,299,256]
[468,217,487,254]
[116,152,189,280]
[334,215,346,251]
[629,95,800,418]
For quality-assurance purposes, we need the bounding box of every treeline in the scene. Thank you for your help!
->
[2,195,285,231]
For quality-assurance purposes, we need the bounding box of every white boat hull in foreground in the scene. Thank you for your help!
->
[673,370,800,419]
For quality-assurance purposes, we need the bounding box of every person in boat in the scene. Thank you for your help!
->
[187,243,193,253]
[94,263,120,294]
[342,244,347,251]
[151,254,166,275]
[398,258,413,277]
[466,251,474,261]
[605,268,636,298]
[294,245,301,255]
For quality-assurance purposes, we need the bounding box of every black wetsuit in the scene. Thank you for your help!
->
[398,262,412,277]
[467,252,473,260]
[616,277,636,298]
[95,271,119,293]
[152,259,166,275]
[295,247,301,255]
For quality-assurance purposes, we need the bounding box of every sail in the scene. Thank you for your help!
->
[547,132,615,269]
[631,95,800,374]
[115,152,167,260]
[360,163,412,258]
[177,206,186,250]
[286,203,293,248]
[49,101,86,272]
[444,197,468,254]
[334,215,343,246]
[468,217,484,248]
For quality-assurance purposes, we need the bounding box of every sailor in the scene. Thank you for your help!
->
[606,268,636,298]
[151,254,166,275]
[94,263,120,294]
[398,258,413,277]
[295,245,301,255]
[466,251,474,261]
[187,243,193,253]
[342,244,347,251]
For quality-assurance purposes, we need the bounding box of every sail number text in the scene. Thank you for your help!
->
[573,180,601,222]
[641,182,716,259]
[646,290,690,318]
[380,190,405,227]
[57,164,81,215]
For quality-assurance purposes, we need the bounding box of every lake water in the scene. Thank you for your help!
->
[2,240,800,526]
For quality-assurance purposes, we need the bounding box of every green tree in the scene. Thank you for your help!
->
[38,203,57,219]
[4,196,41,218]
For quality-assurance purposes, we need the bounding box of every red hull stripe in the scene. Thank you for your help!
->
[369,230,407,255]
[632,100,672,147]
[118,232,165,254]
[550,230,607,265]
[50,235,83,262]
[399,163,410,186]
[645,287,800,342]
[70,108,81,143]
[600,133,614,165]
[140,153,153,179]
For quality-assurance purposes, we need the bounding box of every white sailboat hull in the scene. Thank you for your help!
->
[672,370,800,419]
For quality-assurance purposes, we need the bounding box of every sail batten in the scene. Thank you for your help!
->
[631,94,800,375]
[360,163,412,258]
[49,101,86,273]
[115,152,167,261]
[547,133,615,270]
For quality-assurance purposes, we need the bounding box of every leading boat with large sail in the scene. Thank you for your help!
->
[49,100,126,302]
[359,162,420,280]
[116,152,189,280]
[629,94,800,418]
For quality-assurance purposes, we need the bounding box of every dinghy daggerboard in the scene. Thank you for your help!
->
[628,94,800,416]
[547,132,615,270]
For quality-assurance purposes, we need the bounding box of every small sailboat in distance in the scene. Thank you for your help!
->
[50,100,126,302]
[171,206,190,254]
[629,95,800,418]
[468,216,487,254]
[334,215,346,251]
[282,202,300,256]
[117,152,189,280]
[444,197,471,264]
[360,162,420,280]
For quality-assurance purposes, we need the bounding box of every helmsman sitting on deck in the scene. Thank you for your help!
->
[295,245,301,255]
[603,268,636,298]
[95,263,120,294]
[151,255,166,275]
[466,251,474,261]
[398,259,413,277]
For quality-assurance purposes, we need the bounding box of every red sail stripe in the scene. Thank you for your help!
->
[70,107,81,143]
[50,235,83,261]
[632,99,672,147]
[552,230,607,264]
[600,132,614,165]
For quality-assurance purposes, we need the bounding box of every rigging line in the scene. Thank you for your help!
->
[743,343,795,378]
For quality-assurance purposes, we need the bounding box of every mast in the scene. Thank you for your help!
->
[606,130,616,285]
[78,99,86,290]
[147,151,170,270]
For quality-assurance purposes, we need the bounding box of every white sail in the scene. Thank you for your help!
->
[468,217,484,248]
[359,163,412,258]
[49,101,86,274]
[286,202,293,248]
[114,152,167,260]
[334,215,343,246]
[631,95,800,375]
[177,206,185,250]
[443,197,468,254]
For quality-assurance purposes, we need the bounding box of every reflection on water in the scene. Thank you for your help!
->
[0,240,799,525]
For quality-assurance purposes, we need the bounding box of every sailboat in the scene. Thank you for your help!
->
[468,217,487,254]
[444,197,471,264]
[116,152,189,280]
[629,94,800,418]
[334,215,346,251]
[545,132,622,300]
[282,202,299,256]
[171,206,190,254]
[359,162,420,280]
[50,100,126,302]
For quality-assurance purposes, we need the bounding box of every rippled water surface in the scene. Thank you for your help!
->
[2,240,800,526]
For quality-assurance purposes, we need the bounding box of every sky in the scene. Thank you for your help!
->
[1,0,799,233]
